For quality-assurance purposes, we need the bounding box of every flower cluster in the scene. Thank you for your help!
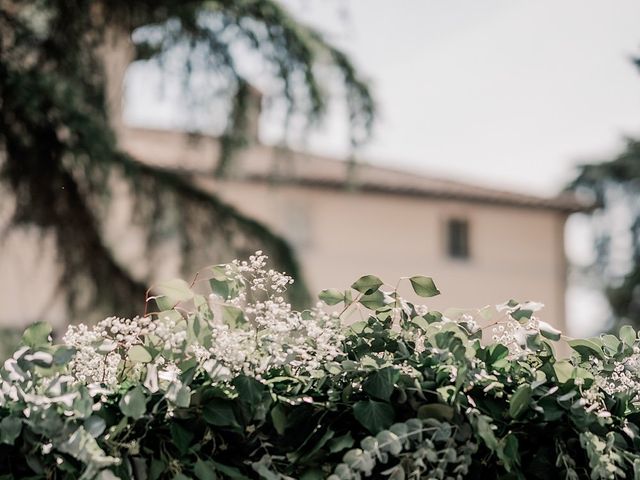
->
[60,252,345,388]
[63,316,154,386]
[204,252,345,377]
[489,301,549,357]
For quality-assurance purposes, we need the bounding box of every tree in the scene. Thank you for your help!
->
[0,1,375,318]
[570,58,640,329]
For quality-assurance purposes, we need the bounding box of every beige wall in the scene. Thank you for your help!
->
[205,181,568,331]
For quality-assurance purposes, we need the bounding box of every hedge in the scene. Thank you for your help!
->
[1,252,639,480]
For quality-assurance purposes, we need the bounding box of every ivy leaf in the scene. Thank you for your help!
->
[22,322,52,348]
[128,345,152,363]
[359,290,386,310]
[154,278,193,308]
[538,321,562,341]
[553,361,574,384]
[409,276,440,297]
[319,289,345,305]
[170,423,194,455]
[119,386,147,420]
[203,399,238,427]
[351,275,383,295]
[233,375,265,404]
[270,404,287,435]
[353,400,394,433]
[510,309,533,321]
[509,385,532,419]
[568,338,604,360]
[363,367,400,401]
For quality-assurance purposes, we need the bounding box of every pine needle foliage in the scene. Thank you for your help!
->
[0,0,376,318]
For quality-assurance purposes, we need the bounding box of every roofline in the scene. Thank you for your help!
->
[232,174,590,214]
[121,127,592,214]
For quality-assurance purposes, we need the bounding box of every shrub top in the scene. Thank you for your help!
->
[1,252,639,480]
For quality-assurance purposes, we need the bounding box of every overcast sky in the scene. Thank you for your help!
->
[270,0,640,196]
[125,1,640,335]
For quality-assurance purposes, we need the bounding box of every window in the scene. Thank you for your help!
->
[447,219,470,259]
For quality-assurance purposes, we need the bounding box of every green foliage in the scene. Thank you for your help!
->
[570,134,640,331]
[4,256,640,479]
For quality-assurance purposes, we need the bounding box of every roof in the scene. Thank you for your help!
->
[120,127,589,214]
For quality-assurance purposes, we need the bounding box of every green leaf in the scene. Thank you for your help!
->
[203,399,238,427]
[353,400,394,433]
[300,470,325,480]
[154,278,194,307]
[53,346,76,366]
[568,338,605,360]
[194,460,217,480]
[210,461,250,479]
[538,321,562,341]
[328,432,355,453]
[270,404,287,435]
[221,305,245,328]
[359,290,386,310]
[22,322,52,348]
[351,275,384,295]
[509,385,532,419]
[363,367,400,401]
[233,375,265,404]
[486,344,509,364]
[150,459,166,480]
[0,416,22,445]
[409,276,440,297]
[553,361,574,384]
[601,334,621,354]
[510,309,533,321]
[620,325,637,347]
[209,265,240,300]
[119,387,147,420]
[170,423,194,455]
[417,404,454,421]
[319,289,345,305]
[473,415,498,451]
[128,345,152,363]
[497,434,520,472]
[298,428,335,463]
[84,415,106,438]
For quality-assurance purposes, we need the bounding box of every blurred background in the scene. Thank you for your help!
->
[2,0,640,357]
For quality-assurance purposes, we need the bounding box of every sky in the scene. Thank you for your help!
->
[125,0,640,336]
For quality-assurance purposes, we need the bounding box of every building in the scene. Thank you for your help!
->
[121,127,583,332]
[0,35,585,335]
